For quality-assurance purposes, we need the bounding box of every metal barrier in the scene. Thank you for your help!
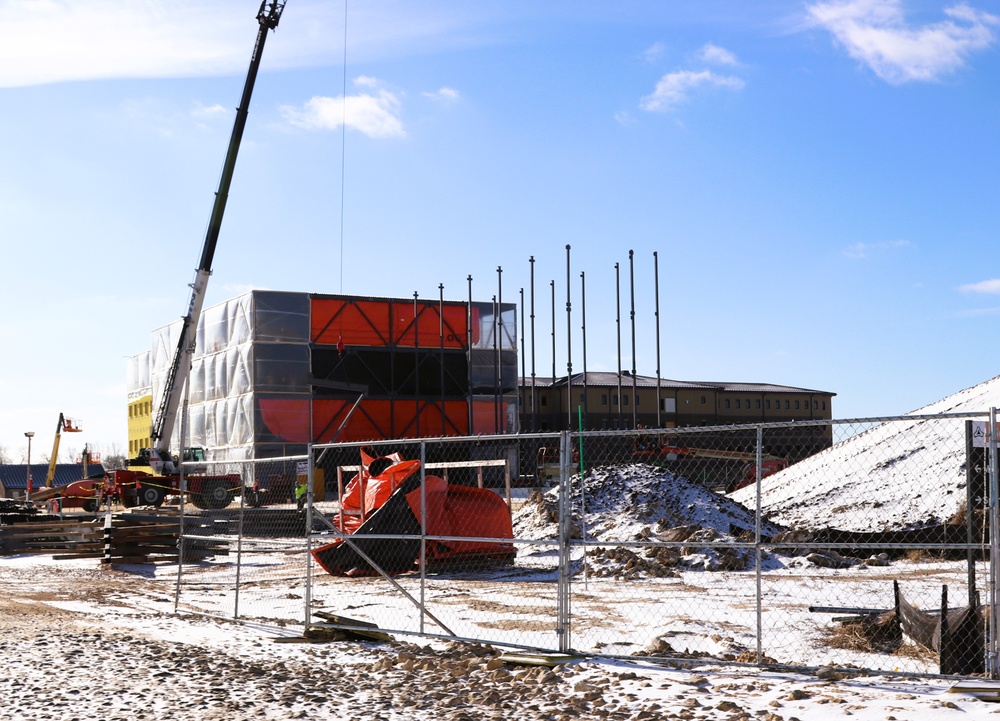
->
[174,412,1000,678]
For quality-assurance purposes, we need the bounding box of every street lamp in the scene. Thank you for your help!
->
[24,431,34,502]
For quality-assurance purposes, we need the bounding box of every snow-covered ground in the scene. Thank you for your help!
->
[6,378,1000,718]
[0,554,995,721]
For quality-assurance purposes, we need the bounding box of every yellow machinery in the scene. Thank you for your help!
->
[45,413,82,486]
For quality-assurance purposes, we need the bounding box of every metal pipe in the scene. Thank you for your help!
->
[615,263,622,429]
[467,275,473,434]
[629,250,637,429]
[654,251,662,429]
[565,245,573,429]
[580,270,588,429]
[551,280,557,430]
[530,256,536,432]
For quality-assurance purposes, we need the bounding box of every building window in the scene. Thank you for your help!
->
[813,400,818,409]
[755,399,761,409]
[580,393,586,403]
[613,395,619,406]
[725,399,731,409]
[541,396,548,407]
[601,394,608,406]
[735,399,741,409]
[785,400,790,410]
[635,395,640,406]
[623,395,629,406]
[700,395,707,404]
[795,400,800,410]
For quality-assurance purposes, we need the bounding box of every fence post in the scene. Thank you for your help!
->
[754,424,764,665]
[305,446,314,632]
[989,409,1000,678]
[557,430,573,653]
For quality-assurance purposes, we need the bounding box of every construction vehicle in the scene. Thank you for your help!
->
[105,1,286,510]
[633,434,787,493]
[44,413,82,487]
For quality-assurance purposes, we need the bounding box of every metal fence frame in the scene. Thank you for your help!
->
[175,411,1000,678]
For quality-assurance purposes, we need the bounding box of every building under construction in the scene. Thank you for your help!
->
[127,290,519,462]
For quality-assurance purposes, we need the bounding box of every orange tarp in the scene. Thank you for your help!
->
[311,297,477,348]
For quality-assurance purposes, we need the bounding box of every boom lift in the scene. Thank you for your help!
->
[45,414,82,487]
[107,1,286,509]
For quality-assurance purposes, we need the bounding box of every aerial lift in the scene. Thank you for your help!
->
[44,413,83,487]
[105,1,287,509]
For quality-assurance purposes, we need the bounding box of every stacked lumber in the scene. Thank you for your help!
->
[102,516,229,564]
[0,513,229,563]
[0,518,102,557]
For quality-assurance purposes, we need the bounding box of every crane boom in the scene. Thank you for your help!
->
[144,1,286,475]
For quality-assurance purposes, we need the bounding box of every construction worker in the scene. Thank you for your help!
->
[295,478,308,511]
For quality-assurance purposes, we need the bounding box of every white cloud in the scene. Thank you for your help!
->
[422,87,460,102]
[280,86,405,139]
[191,103,229,121]
[842,239,910,259]
[697,43,739,66]
[643,42,667,63]
[807,0,999,83]
[959,279,1000,294]
[0,1,250,88]
[614,110,636,126]
[640,70,744,112]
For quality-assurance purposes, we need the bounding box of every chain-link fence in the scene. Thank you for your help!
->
[174,454,312,627]
[175,411,1000,678]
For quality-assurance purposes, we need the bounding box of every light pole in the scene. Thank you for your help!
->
[24,431,34,502]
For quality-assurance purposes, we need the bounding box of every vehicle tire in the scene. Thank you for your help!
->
[136,482,165,507]
[83,499,100,513]
[197,478,233,510]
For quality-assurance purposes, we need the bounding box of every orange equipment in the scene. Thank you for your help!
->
[313,450,515,576]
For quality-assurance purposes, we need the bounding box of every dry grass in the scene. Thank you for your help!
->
[822,613,907,655]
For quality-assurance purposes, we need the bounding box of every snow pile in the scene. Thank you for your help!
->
[732,376,1000,532]
[512,464,784,574]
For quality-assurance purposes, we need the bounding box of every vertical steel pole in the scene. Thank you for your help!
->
[629,249,637,429]
[439,284,446,436]
[419,441,427,635]
[234,457,245,620]
[580,271,588,430]
[174,399,189,613]
[530,257,537,432]
[467,276,474,434]
[520,287,526,431]
[966,421,977,611]
[497,265,503,432]
[754,425,764,665]
[989,408,1000,678]
[414,291,421,438]
[565,245,572,429]
[654,251,662,429]
[305,446,314,632]
[493,293,500,432]
[557,430,572,653]
[615,263,622,429]
[551,280,557,430]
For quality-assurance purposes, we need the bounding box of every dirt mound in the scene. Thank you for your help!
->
[512,464,785,574]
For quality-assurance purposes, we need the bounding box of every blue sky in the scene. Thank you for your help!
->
[1,0,998,460]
